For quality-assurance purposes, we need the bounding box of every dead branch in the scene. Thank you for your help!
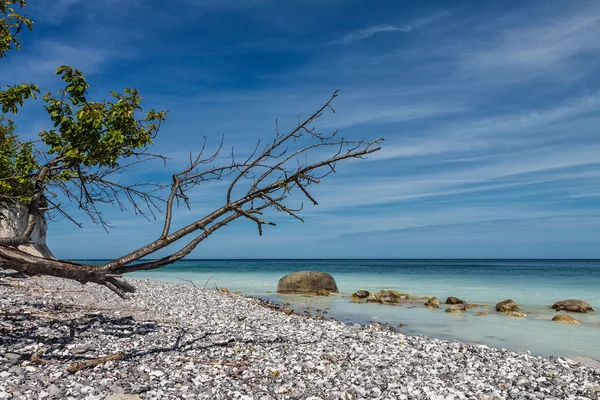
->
[1,91,383,297]
[66,352,125,373]
[176,276,198,288]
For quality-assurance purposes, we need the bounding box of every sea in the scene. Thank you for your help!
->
[99,259,600,360]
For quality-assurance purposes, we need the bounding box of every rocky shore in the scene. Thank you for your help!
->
[1,274,599,399]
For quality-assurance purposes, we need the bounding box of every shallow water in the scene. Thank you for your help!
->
[86,259,600,360]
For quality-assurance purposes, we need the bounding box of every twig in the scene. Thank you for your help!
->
[66,352,125,373]
[203,276,212,289]
[176,276,197,288]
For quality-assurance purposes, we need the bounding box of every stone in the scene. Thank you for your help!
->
[47,384,62,398]
[552,314,581,324]
[349,294,361,302]
[315,289,331,296]
[104,395,142,400]
[506,311,526,318]
[276,271,339,294]
[219,287,230,293]
[446,297,467,305]
[424,297,441,309]
[378,290,408,299]
[366,292,382,303]
[71,344,94,354]
[475,311,489,316]
[496,299,520,312]
[445,304,467,313]
[3,353,21,365]
[551,299,594,313]
[354,290,369,298]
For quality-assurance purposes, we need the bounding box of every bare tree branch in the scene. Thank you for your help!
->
[1,91,383,297]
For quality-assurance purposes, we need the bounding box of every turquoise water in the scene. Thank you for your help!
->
[97,259,600,359]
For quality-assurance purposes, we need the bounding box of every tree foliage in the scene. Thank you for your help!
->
[0,0,32,57]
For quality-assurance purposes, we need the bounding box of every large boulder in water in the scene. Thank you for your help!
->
[496,299,520,312]
[277,271,339,294]
[551,299,594,313]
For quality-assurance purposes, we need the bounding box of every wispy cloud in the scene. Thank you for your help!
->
[460,3,600,80]
[3,40,112,86]
[333,13,447,45]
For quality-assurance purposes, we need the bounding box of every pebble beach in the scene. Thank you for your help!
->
[1,274,600,400]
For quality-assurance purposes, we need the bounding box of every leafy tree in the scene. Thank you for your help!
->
[0,0,382,296]
[0,0,32,57]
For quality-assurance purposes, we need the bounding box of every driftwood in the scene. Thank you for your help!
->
[66,352,125,373]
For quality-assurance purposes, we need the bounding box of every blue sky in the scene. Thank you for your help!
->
[3,0,600,259]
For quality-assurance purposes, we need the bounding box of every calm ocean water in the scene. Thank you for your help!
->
[86,259,600,360]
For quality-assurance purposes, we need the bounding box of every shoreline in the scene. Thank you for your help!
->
[1,274,599,399]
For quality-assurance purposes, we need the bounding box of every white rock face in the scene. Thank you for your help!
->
[0,202,54,258]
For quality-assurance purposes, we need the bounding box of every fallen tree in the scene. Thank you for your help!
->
[0,1,382,296]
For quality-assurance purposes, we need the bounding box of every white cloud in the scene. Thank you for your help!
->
[461,4,600,77]
[335,13,447,44]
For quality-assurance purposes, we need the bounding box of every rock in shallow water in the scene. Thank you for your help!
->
[496,299,520,312]
[276,271,339,294]
[506,311,526,318]
[551,299,594,313]
[445,304,467,313]
[552,314,581,324]
[446,296,467,305]
[425,297,441,309]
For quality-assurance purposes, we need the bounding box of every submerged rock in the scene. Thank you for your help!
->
[552,314,581,324]
[467,304,485,309]
[445,304,467,313]
[378,290,408,299]
[475,311,489,317]
[366,292,382,303]
[496,299,520,313]
[315,289,331,296]
[551,299,594,313]
[446,296,467,305]
[349,294,361,302]
[425,297,441,309]
[276,271,339,294]
[506,311,526,318]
